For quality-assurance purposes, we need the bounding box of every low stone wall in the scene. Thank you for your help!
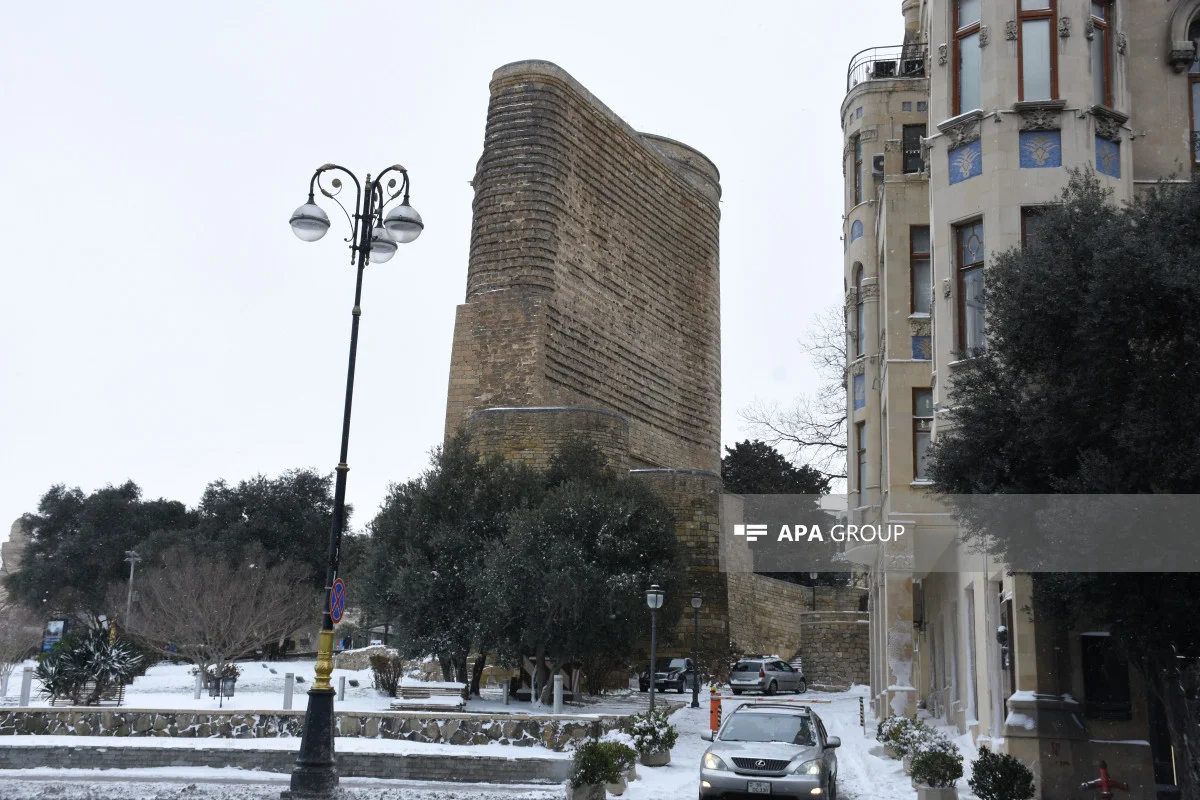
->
[798,611,870,690]
[0,708,627,752]
[0,745,571,784]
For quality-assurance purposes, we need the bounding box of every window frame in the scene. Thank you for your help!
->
[1091,1,1113,108]
[910,226,931,314]
[902,124,926,174]
[913,388,934,481]
[1020,206,1044,249]
[853,134,863,204]
[855,421,868,498]
[1017,0,1058,101]
[1190,18,1200,166]
[854,264,866,357]
[952,0,982,116]
[955,219,986,353]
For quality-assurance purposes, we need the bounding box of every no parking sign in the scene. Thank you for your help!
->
[329,578,347,624]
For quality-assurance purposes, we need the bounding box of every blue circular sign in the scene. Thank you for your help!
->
[329,578,347,624]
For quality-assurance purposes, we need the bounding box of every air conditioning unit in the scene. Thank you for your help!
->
[871,153,886,179]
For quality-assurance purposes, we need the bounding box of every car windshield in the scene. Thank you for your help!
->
[732,661,762,672]
[720,713,815,745]
[654,658,688,670]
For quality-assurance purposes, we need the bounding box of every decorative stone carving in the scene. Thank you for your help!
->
[845,289,857,308]
[1014,99,1066,131]
[851,360,866,377]
[860,128,878,142]
[938,44,948,65]
[1005,20,1018,40]
[1058,16,1071,38]
[936,110,983,149]
[1084,18,1095,40]
[909,317,932,337]
[1092,106,1129,142]
[1116,32,1126,55]
[979,25,990,47]
[860,282,880,301]
[884,138,901,153]
[942,278,952,299]
[1169,42,1197,72]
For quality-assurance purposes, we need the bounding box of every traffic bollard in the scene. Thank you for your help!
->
[194,673,202,700]
[860,696,866,737]
[283,673,294,710]
[553,674,563,714]
[709,685,722,732]
[502,678,510,705]
[338,675,346,701]
[19,667,33,706]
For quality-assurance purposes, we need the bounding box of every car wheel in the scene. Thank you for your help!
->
[766,680,777,696]
[796,678,807,694]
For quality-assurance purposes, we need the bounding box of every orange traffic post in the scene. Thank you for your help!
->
[709,685,722,732]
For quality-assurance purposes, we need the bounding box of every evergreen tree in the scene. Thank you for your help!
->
[721,440,831,495]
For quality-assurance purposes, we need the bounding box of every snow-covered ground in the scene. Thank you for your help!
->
[1,660,658,717]
[0,685,986,799]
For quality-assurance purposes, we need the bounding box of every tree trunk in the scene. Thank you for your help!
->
[1158,661,1200,798]
[455,654,468,687]
[533,643,548,706]
[438,654,452,681]
[470,653,487,697]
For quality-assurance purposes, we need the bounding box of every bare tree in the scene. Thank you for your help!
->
[0,602,43,694]
[741,304,848,483]
[122,547,316,678]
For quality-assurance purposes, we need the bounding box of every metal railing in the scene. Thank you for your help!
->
[846,43,928,93]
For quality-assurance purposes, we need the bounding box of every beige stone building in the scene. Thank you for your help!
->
[842,1,1198,797]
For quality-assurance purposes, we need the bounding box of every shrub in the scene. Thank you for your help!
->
[570,739,636,787]
[968,746,1036,800]
[627,707,679,754]
[911,747,963,788]
[35,628,142,705]
[876,715,915,753]
[369,651,406,697]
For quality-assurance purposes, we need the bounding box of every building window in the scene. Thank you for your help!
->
[853,134,863,204]
[855,264,866,357]
[911,226,931,314]
[954,0,982,115]
[1091,1,1112,107]
[1081,633,1132,720]
[1018,0,1057,101]
[913,389,933,480]
[1021,207,1044,249]
[903,124,926,173]
[856,421,868,497]
[1190,18,1200,166]
[955,220,986,352]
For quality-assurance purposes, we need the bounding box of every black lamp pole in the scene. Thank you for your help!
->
[646,584,663,713]
[283,164,422,798]
[690,590,702,709]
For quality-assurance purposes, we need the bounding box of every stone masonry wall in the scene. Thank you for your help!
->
[799,611,870,690]
[462,407,631,472]
[444,60,721,475]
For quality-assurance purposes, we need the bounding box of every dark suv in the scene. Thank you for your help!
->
[638,657,701,693]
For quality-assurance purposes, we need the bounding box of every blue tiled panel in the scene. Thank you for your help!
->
[1096,137,1120,178]
[948,140,982,184]
[853,374,866,410]
[1019,131,1062,168]
[911,336,932,360]
[850,220,864,242]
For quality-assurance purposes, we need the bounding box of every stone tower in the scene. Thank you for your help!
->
[444,60,727,653]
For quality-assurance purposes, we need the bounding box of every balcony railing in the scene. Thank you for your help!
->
[846,43,928,93]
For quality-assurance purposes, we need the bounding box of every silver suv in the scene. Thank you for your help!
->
[730,658,807,695]
[700,704,840,799]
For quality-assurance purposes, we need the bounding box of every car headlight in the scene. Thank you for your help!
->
[794,759,822,776]
[703,753,730,771]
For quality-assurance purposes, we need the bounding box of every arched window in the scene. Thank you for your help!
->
[855,264,866,357]
[1190,17,1200,165]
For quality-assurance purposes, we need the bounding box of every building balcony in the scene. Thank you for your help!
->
[846,43,928,94]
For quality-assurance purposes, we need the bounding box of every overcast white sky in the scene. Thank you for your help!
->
[1,1,899,531]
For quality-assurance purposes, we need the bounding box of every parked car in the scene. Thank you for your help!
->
[638,657,702,693]
[729,658,807,695]
[699,703,840,799]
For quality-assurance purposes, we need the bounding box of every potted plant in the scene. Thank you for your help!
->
[628,707,678,767]
[911,744,964,800]
[876,715,915,760]
[568,740,630,800]
[967,746,1036,800]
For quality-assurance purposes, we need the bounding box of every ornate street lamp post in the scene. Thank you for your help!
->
[690,590,702,709]
[646,584,664,712]
[283,163,422,798]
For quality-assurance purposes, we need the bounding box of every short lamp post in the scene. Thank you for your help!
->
[283,163,423,798]
[690,590,702,708]
[124,550,141,627]
[646,584,664,712]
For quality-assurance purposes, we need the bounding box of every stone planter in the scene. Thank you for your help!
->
[916,786,959,800]
[605,774,627,796]
[639,749,671,767]
[566,783,606,800]
[902,753,913,774]
[883,743,900,759]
